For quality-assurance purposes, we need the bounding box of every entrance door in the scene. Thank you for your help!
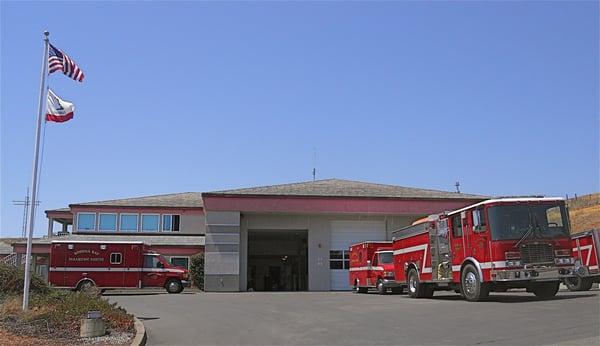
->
[142,255,165,288]
[247,230,308,291]
[330,221,386,290]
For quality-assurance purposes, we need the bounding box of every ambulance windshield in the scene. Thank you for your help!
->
[487,203,570,241]
[378,252,393,264]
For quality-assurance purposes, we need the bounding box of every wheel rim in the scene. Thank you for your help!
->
[378,281,383,292]
[168,281,180,292]
[464,272,477,296]
[409,274,417,293]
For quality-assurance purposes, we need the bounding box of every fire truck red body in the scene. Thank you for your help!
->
[566,229,600,291]
[392,197,576,301]
[48,240,190,293]
[348,241,402,294]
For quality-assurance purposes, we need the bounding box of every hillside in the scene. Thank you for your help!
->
[567,193,600,234]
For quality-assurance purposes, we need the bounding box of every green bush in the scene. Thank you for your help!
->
[190,253,204,290]
[0,263,50,295]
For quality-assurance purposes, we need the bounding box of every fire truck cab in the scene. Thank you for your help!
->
[349,241,403,294]
[566,229,600,291]
[392,197,577,301]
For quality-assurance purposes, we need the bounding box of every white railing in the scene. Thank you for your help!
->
[0,253,25,267]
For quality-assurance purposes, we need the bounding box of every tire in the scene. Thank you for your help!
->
[353,280,368,294]
[165,279,184,294]
[377,279,387,295]
[532,282,560,299]
[407,268,433,298]
[567,277,593,291]
[77,280,95,292]
[461,264,489,302]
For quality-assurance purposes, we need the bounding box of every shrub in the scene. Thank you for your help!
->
[190,253,204,290]
[0,263,50,295]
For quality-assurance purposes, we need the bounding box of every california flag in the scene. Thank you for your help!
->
[46,89,74,123]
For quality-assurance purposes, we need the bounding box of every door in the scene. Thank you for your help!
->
[142,255,166,288]
[450,214,465,282]
[330,221,386,290]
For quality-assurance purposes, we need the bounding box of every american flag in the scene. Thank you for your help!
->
[48,43,84,82]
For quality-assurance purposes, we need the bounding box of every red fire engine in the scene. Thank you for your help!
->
[48,240,190,293]
[565,229,600,291]
[349,241,403,294]
[392,197,576,301]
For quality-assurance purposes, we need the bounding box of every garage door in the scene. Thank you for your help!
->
[330,220,386,290]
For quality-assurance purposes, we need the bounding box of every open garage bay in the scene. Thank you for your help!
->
[109,290,599,346]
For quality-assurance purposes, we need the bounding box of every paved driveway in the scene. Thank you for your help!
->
[108,290,599,346]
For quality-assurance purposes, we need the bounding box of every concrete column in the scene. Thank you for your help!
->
[62,222,68,234]
[47,218,54,238]
[204,211,240,292]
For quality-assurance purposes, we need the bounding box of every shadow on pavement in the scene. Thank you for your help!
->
[138,316,160,321]
[430,293,597,303]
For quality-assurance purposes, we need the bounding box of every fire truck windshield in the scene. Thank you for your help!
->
[378,252,393,264]
[487,203,570,241]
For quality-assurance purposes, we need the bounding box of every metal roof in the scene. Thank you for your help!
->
[206,179,485,200]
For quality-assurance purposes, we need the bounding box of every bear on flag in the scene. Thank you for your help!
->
[45,89,75,123]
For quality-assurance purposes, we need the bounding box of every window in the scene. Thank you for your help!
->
[110,253,122,264]
[546,206,564,227]
[473,208,486,232]
[77,213,96,231]
[162,214,180,232]
[141,214,160,232]
[330,250,350,269]
[378,252,393,264]
[170,257,189,269]
[144,255,163,268]
[98,213,117,231]
[451,215,463,237]
[120,214,138,232]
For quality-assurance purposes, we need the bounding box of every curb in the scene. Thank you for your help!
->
[131,317,147,346]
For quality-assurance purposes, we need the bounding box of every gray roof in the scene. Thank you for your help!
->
[71,192,203,208]
[13,234,205,246]
[206,179,485,200]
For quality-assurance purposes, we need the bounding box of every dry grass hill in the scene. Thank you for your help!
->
[567,193,600,234]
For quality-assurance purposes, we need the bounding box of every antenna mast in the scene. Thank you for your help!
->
[455,181,461,193]
[12,187,39,238]
[312,147,317,181]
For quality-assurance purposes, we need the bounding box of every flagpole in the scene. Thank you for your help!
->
[22,30,50,311]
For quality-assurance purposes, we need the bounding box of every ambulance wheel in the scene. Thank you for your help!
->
[461,264,489,302]
[532,282,560,299]
[354,280,367,293]
[166,279,183,294]
[77,280,95,292]
[376,279,387,295]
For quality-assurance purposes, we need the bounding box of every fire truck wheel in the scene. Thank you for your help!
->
[377,279,387,295]
[581,278,594,291]
[461,264,489,302]
[166,279,184,294]
[407,268,431,298]
[354,280,368,293]
[565,277,593,291]
[532,282,560,299]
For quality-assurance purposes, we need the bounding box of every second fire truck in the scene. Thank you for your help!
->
[391,197,577,301]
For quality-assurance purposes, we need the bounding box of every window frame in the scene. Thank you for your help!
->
[162,214,181,232]
[98,213,117,232]
[119,213,139,232]
[169,256,190,269]
[473,208,487,232]
[110,252,122,264]
[451,215,463,238]
[76,212,96,232]
[329,250,350,270]
[141,213,160,232]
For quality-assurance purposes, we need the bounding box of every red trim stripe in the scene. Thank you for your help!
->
[46,112,74,123]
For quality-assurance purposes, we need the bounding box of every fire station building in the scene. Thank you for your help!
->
[14,179,484,291]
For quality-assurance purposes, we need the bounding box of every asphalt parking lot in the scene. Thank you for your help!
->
[108,289,600,346]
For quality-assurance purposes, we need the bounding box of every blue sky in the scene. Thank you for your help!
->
[1,1,598,238]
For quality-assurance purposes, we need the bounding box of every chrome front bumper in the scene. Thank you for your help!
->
[182,280,192,287]
[492,266,575,282]
[382,279,403,288]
